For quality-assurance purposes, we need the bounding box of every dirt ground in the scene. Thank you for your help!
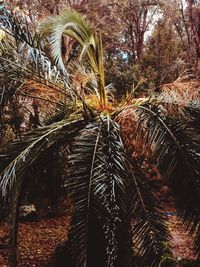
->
[0,215,70,267]
[0,212,198,267]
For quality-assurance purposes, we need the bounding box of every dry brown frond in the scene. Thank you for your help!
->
[160,76,200,105]
[20,80,65,103]
[116,106,151,160]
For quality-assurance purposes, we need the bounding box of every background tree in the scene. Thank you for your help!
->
[160,0,200,76]
[4,0,199,92]
[143,18,185,88]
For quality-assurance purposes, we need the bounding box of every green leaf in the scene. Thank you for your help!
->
[0,117,85,199]
[67,116,131,267]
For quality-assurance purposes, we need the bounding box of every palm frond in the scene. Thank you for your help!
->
[0,116,85,200]
[159,77,200,107]
[91,116,129,267]
[0,40,69,95]
[156,83,200,119]
[43,105,71,125]
[0,110,84,266]
[127,159,170,266]
[0,8,36,46]
[39,10,95,72]
[39,9,107,109]
[67,116,131,267]
[121,103,200,252]
[0,8,70,95]
[67,121,100,267]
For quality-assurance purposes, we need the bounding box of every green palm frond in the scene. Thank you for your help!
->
[128,160,169,266]
[67,122,100,267]
[186,104,200,135]
[0,41,68,96]
[0,109,85,266]
[67,116,131,267]
[43,105,71,125]
[91,116,129,267]
[0,117,85,200]
[39,10,95,71]
[39,9,107,108]
[0,8,37,47]
[124,102,200,252]
[0,9,70,99]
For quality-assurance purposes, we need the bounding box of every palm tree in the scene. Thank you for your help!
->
[0,7,200,267]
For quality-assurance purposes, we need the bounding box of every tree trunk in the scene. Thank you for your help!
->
[8,180,23,267]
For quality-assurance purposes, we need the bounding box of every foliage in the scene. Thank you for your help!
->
[143,19,185,87]
[2,0,200,92]
[0,6,200,267]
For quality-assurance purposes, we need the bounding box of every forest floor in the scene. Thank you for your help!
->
[0,215,70,267]
[0,208,199,266]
